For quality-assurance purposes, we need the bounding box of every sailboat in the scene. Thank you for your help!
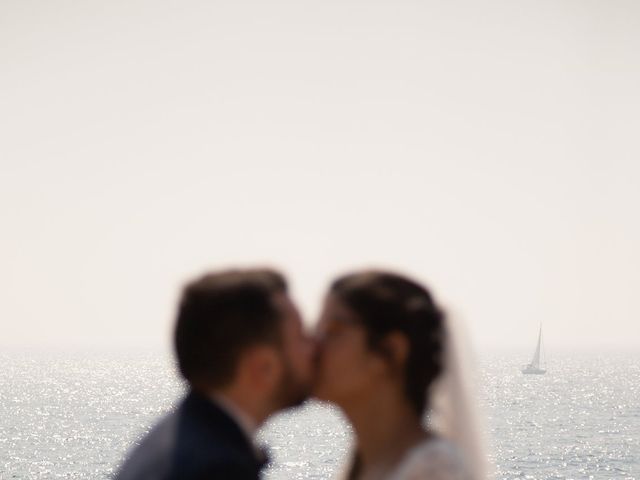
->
[522,324,546,374]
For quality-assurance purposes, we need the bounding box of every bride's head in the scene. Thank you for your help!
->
[313,270,446,416]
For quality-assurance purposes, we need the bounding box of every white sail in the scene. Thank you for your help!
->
[530,325,542,368]
[522,324,546,374]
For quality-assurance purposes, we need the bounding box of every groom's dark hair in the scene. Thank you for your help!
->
[174,268,288,388]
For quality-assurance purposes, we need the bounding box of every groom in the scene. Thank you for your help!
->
[116,268,315,480]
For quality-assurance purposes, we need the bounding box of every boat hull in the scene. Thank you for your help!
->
[521,367,546,375]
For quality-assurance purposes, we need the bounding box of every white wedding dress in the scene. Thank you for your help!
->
[336,436,471,480]
[388,437,471,480]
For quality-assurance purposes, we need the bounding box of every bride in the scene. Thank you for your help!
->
[313,270,486,480]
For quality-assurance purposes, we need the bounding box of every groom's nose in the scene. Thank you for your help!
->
[312,334,326,364]
[308,332,319,357]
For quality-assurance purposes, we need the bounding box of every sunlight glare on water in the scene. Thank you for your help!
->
[0,350,638,479]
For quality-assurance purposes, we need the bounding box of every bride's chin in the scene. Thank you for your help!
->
[309,384,332,403]
[309,387,326,401]
[310,392,345,412]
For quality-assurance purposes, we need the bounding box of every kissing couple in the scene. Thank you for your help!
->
[116,268,486,480]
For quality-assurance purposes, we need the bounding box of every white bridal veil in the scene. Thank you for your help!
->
[427,311,489,480]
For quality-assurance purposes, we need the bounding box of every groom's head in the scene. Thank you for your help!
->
[174,268,313,417]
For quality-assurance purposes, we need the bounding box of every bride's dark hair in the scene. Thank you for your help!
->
[330,270,445,415]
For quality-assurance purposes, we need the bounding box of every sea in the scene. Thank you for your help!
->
[1,349,638,479]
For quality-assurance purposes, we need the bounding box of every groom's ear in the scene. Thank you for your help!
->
[381,332,410,370]
[242,345,283,392]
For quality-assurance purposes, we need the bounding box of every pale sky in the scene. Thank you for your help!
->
[1,0,639,352]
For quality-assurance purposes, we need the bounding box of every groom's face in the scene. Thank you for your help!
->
[271,293,315,408]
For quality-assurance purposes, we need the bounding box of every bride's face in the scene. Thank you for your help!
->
[313,295,388,406]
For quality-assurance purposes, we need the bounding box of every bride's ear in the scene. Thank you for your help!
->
[381,332,410,370]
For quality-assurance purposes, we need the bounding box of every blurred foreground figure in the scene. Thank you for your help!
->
[116,268,314,480]
[314,270,487,480]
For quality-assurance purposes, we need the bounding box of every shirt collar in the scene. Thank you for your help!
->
[209,393,258,440]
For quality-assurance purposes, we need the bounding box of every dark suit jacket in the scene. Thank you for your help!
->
[115,391,265,480]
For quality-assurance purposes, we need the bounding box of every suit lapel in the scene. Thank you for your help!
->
[182,391,263,468]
